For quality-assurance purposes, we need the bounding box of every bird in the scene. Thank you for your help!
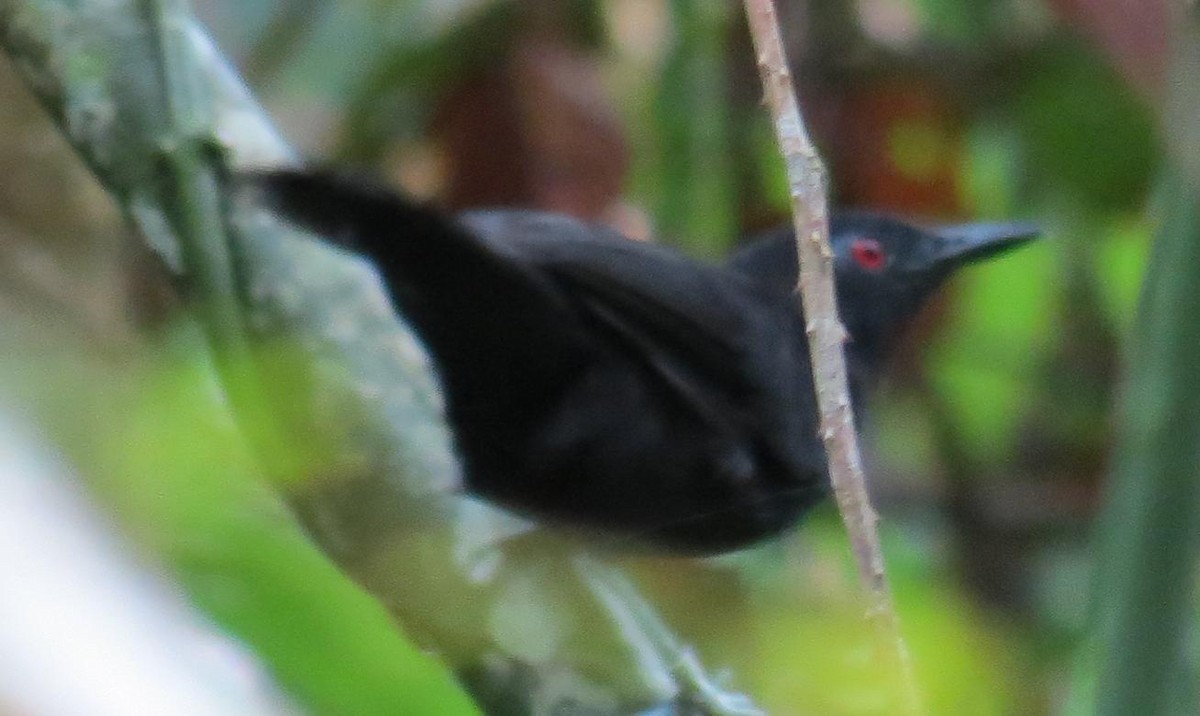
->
[245,169,1037,555]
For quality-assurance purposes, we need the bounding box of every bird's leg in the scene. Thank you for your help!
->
[573,554,765,716]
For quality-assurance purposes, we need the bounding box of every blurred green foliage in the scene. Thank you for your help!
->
[70,331,478,715]
[1015,40,1157,212]
[648,0,737,255]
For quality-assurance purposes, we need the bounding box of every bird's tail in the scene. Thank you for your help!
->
[241,168,585,393]
[242,168,472,267]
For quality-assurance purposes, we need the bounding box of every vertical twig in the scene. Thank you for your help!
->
[741,1,921,711]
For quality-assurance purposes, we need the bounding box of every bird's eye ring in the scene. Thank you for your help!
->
[851,238,887,271]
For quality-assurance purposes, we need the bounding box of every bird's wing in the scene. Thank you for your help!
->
[462,210,770,411]
[548,247,747,376]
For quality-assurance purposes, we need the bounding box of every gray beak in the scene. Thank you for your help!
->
[931,221,1041,266]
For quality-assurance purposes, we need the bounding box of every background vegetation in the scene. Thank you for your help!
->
[0,0,1192,714]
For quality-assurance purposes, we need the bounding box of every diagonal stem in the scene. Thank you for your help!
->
[740,1,922,712]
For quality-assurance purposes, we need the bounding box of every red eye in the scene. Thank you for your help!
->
[851,238,886,271]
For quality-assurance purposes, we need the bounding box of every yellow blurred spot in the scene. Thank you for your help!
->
[888,121,948,181]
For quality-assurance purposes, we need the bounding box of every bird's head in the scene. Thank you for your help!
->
[828,212,1039,366]
[728,212,1038,370]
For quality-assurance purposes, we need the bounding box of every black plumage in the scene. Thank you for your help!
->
[247,170,1036,554]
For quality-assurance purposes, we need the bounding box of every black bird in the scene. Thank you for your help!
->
[247,170,1036,555]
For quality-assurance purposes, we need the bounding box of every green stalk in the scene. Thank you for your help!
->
[1073,7,1200,714]
[1083,173,1200,715]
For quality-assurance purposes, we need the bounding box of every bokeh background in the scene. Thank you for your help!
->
[0,0,1181,714]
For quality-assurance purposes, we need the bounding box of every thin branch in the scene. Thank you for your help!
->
[740,1,922,711]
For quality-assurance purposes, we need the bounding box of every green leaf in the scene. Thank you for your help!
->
[1073,170,1200,716]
